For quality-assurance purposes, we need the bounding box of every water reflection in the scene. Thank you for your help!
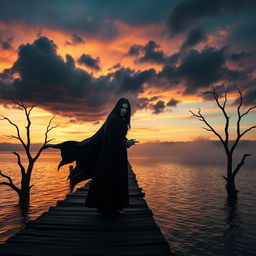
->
[0,151,73,243]
[129,156,256,256]
[225,202,240,228]
[0,152,256,256]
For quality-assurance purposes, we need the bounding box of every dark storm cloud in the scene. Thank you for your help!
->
[126,45,142,57]
[151,100,165,114]
[127,40,182,67]
[158,46,252,94]
[143,97,180,115]
[110,67,156,94]
[0,37,13,50]
[65,54,75,68]
[0,36,159,121]
[126,38,255,96]
[165,53,181,66]
[0,1,176,41]
[0,1,119,41]
[112,63,122,69]
[138,41,166,64]
[126,41,167,64]
[227,14,256,54]
[241,88,256,106]
[132,96,160,111]
[108,63,122,71]
[177,47,226,92]
[65,34,85,45]
[166,0,256,35]
[150,96,159,101]
[229,51,252,62]
[167,98,180,107]
[180,28,207,50]
[93,0,175,26]
[78,54,101,71]
[134,97,151,110]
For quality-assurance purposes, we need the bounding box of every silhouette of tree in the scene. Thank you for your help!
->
[0,98,58,210]
[190,86,256,203]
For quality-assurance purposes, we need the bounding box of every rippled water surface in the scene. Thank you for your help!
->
[0,151,256,256]
[130,157,256,256]
[0,151,87,243]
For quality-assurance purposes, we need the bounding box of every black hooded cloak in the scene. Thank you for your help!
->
[55,100,130,212]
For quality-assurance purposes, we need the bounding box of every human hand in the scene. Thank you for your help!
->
[126,139,139,148]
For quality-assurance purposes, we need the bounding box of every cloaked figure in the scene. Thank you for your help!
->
[46,98,138,215]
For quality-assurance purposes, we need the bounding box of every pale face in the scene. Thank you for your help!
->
[120,103,129,117]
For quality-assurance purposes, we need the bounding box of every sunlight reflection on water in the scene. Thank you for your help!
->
[0,151,87,243]
[129,156,256,256]
[0,152,255,256]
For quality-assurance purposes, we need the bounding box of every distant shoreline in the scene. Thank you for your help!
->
[0,140,256,150]
[0,140,256,167]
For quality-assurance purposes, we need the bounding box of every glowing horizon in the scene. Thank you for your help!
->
[0,1,255,143]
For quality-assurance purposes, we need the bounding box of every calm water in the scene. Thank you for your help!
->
[0,151,256,256]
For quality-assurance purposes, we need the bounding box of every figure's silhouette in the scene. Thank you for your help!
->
[47,98,138,215]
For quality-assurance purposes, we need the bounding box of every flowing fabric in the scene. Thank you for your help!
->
[56,113,129,211]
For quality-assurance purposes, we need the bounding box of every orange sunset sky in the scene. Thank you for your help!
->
[0,1,255,144]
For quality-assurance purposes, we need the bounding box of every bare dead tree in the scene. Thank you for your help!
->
[0,99,58,209]
[189,86,256,202]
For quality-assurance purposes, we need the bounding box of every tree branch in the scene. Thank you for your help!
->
[233,154,251,177]
[4,135,19,140]
[12,152,26,177]
[240,106,256,118]
[33,116,58,161]
[0,170,20,193]
[222,175,227,181]
[203,86,230,145]
[1,99,41,161]
[202,127,212,132]
[231,87,256,154]
[22,101,38,152]
[44,116,58,145]
[240,126,256,138]
[11,100,38,160]
[0,115,26,149]
[189,108,225,147]
[236,87,242,137]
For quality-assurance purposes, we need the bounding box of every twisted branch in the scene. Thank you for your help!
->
[231,88,256,153]
[203,86,230,146]
[233,154,251,177]
[189,108,225,147]
[0,115,26,149]
[34,116,58,161]
[8,99,38,159]
[0,170,20,193]
[13,152,26,177]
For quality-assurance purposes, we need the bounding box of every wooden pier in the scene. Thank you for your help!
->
[0,165,172,256]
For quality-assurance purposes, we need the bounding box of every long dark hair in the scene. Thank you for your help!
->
[108,98,131,130]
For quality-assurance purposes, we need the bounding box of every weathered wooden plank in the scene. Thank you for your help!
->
[14,229,166,240]
[68,191,145,197]
[48,206,152,213]
[21,223,160,233]
[25,218,158,229]
[56,200,148,207]
[42,209,152,217]
[57,198,147,205]
[35,215,154,223]
[8,234,168,247]
[0,243,171,256]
